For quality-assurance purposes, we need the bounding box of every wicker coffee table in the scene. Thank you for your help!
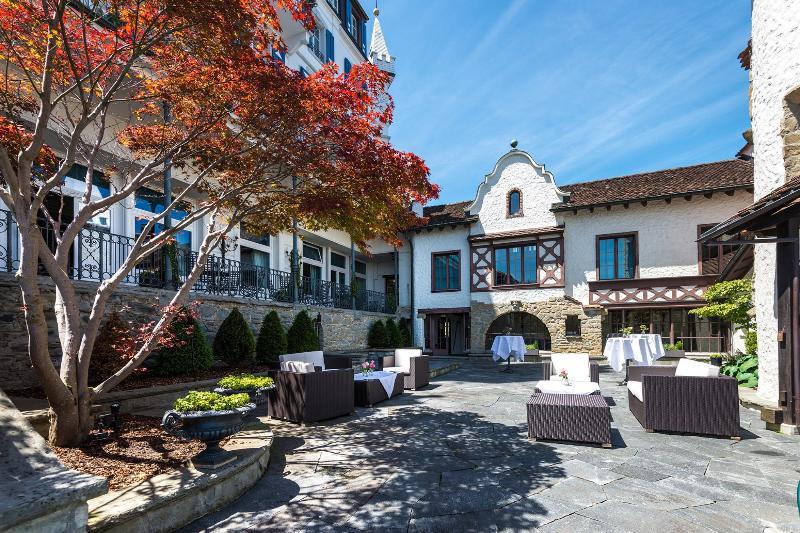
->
[353,372,404,407]
[527,393,612,447]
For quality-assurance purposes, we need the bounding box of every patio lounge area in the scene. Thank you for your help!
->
[182,361,800,532]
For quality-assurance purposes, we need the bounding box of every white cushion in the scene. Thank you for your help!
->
[550,353,591,382]
[384,366,408,375]
[280,351,325,370]
[394,349,422,371]
[280,360,316,373]
[627,380,644,402]
[675,358,719,378]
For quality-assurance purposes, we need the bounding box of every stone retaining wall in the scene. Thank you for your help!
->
[0,273,393,390]
[471,297,605,355]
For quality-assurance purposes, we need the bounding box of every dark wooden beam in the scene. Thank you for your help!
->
[665,197,672,204]
[725,190,735,196]
[640,200,648,207]
[623,202,629,209]
[606,205,612,211]
[704,192,713,199]
[684,195,693,201]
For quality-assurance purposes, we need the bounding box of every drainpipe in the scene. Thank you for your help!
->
[792,218,800,426]
[291,175,298,304]
[393,246,399,314]
[162,102,173,290]
[351,239,356,311]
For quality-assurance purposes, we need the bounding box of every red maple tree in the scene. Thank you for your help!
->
[0,0,437,446]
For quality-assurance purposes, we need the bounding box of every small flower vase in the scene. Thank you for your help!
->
[560,376,570,386]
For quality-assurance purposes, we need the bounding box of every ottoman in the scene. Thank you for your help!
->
[526,393,612,447]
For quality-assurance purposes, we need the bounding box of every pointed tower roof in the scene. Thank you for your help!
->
[369,7,395,76]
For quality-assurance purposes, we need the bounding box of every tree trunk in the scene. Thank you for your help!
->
[48,388,93,447]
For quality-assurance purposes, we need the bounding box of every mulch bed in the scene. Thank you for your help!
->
[52,415,205,491]
[9,364,274,399]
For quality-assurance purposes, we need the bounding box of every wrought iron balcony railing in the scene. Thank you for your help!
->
[0,208,396,314]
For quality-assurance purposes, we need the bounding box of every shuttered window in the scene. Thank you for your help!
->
[325,29,335,63]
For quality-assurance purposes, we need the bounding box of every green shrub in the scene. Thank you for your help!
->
[90,311,132,385]
[526,341,539,351]
[174,391,250,412]
[367,320,388,348]
[256,311,287,364]
[721,353,758,388]
[154,310,213,376]
[744,329,758,356]
[214,308,256,366]
[385,318,403,348]
[287,310,319,353]
[398,317,412,347]
[663,340,684,352]
[217,374,274,391]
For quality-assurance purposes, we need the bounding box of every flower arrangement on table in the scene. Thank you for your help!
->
[558,368,570,386]
[361,359,376,376]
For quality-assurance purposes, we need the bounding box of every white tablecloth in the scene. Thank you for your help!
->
[535,380,600,395]
[629,334,665,360]
[603,337,654,372]
[491,335,526,362]
[354,370,397,396]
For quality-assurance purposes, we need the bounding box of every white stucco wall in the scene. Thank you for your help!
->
[751,0,800,404]
[410,227,471,346]
[468,151,565,235]
[471,288,565,306]
[560,191,754,304]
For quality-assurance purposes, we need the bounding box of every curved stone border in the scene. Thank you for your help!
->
[87,422,272,532]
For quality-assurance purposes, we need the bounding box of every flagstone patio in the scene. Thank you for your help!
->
[182,361,800,532]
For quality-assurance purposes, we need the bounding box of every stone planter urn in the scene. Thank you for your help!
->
[162,404,254,469]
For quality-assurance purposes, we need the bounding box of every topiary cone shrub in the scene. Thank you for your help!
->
[155,309,214,376]
[287,310,320,353]
[385,318,402,348]
[367,319,388,348]
[257,310,288,365]
[90,311,133,385]
[214,308,256,367]
[398,317,412,347]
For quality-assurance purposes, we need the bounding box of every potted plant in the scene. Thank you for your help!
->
[162,391,254,469]
[708,353,723,367]
[214,374,275,418]
[524,341,539,361]
[662,340,685,358]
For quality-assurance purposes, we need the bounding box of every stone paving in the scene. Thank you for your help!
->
[182,361,800,532]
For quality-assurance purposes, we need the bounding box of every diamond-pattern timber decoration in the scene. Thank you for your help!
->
[538,238,564,286]
[589,284,707,306]
[471,246,492,291]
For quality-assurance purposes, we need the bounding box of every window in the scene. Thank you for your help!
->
[240,247,270,269]
[331,252,346,269]
[565,315,581,337]
[494,244,537,285]
[135,217,191,253]
[239,224,270,246]
[432,251,460,291]
[507,190,522,217]
[302,243,322,262]
[597,234,636,280]
[354,260,367,275]
[67,164,110,198]
[326,0,338,11]
[699,224,740,275]
[344,58,351,75]
[134,186,189,220]
[271,47,285,63]
[309,25,324,62]
[330,252,347,285]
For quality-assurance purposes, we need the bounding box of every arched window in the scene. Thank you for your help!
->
[508,189,522,217]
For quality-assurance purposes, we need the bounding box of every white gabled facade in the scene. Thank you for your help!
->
[406,146,754,357]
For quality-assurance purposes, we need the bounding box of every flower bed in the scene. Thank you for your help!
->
[52,415,204,490]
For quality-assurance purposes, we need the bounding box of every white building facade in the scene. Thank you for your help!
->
[406,148,754,358]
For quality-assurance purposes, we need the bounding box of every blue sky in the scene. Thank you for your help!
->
[370,0,752,204]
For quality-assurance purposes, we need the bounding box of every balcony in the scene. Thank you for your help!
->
[0,208,396,314]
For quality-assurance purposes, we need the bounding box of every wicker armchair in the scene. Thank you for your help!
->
[267,368,354,424]
[627,365,740,439]
[383,349,430,390]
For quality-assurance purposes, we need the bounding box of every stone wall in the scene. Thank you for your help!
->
[0,273,393,390]
[470,297,605,355]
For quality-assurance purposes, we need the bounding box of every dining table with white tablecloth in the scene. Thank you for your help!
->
[628,334,666,362]
[603,336,660,372]
[491,335,527,363]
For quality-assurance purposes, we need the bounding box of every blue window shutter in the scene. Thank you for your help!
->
[361,20,367,54]
[325,29,335,63]
[344,58,351,75]
[272,48,285,63]
[345,0,352,32]
[299,66,308,78]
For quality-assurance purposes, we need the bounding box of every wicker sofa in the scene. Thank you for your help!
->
[542,353,600,384]
[267,351,354,424]
[383,348,430,390]
[627,361,740,439]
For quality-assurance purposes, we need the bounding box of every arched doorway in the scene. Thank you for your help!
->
[484,312,552,351]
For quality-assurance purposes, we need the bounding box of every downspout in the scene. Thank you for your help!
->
[792,218,800,427]
[407,232,415,346]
